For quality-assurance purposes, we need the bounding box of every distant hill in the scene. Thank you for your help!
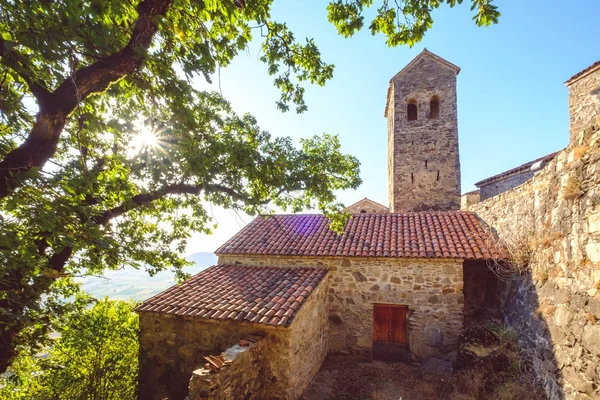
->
[80,252,218,302]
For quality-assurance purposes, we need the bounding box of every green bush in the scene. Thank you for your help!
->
[1,298,138,400]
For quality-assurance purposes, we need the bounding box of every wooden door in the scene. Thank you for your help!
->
[372,304,409,361]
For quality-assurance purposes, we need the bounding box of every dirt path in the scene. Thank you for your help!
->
[300,355,545,400]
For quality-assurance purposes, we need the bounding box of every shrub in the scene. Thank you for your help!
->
[0,298,138,400]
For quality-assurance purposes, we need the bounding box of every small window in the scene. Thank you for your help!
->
[407,99,417,121]
[436,171,440,181]
[360,210,367,214]
[425,160,428,169]
[411,173,414,184]
[429,97,440,119]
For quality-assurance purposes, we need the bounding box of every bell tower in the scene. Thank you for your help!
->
[385,49,461,212]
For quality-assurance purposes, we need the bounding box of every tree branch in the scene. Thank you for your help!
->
[0,37,52,105]
[93,182,204,225]
[0,0,174,199]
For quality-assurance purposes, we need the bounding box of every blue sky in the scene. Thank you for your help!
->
[187,0,600,253]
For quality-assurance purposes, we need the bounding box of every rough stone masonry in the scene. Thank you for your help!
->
[386,49,461,212]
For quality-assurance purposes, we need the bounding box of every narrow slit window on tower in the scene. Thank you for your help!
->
[436,171,440,181]
[425,160,428,168]
[429,96,440,119]
[407,99,417,121]
[411,173,414,184]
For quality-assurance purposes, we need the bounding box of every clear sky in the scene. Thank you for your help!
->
[186,0,600,254]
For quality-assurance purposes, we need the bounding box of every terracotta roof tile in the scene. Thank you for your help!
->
[136,264,327,327]
[216,212,505,260]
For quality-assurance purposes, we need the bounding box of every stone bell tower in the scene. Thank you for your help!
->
[385,49,461,212]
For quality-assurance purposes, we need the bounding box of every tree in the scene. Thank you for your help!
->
[0,0,499,372]
[0,298,139,400]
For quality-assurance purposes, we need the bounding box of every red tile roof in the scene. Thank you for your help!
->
[565,60,600,86]
[136,264,327,327]
[474,152,559,187]
[216,212,505,260]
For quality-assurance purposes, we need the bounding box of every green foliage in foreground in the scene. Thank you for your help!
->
[0,298,138,400]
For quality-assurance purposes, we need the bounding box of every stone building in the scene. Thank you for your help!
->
[470,58,600,204]
[137,264,329,400]
[465,59,600,400]
[566,60,600,140]
[474,151,559,201]
[137,50,504,400]
[386,49,461,212]
[343,197,388,214]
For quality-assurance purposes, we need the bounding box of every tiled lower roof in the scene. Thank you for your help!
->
[136,264,327,327]
[216,212,505,260]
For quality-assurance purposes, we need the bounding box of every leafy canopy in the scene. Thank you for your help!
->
[0,298,139,400]
[0,0,499,372]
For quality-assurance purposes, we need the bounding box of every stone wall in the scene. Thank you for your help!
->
[218,254,464,359]
[467,118,600,399]
[138,315,289,400]
[568,66,600,141]
[461,190,480,209]
[386,52,461,212]
[478,169,535,201]
[287,276,329,398]
[187,337,269,400]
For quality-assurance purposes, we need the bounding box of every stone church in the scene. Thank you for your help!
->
[136,50,506,400]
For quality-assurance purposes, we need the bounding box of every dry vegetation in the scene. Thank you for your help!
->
[303,324,545,400]
[563,175,583,200]
[301,354,545,400]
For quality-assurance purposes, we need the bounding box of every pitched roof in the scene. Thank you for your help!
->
[216,212,505,260]
[565,60,600,86]
[475,151,559,187]
[136,264,327,327]
[385,49,460,117]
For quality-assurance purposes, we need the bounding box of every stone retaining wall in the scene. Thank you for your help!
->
[467,117,600,399]
[218,255,464,359]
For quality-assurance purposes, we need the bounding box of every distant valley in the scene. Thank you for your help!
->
[79,252,218,302]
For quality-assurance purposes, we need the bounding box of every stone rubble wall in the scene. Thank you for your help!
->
[186,338,269,400]
[568,68,600,141]
[387,54,461,212]
[138,314,290,400]
[460,190,480,209]
[287,277,329,398]
[467,117,600,399]
[218,255,464,359]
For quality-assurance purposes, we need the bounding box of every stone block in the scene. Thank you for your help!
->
[588,213,600,233]
[585,242,600,263]
[563,367,594,394]
[582,324,600,356]
[423,327,445,347]
[554,304,574,328]
[586,298,600,319]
